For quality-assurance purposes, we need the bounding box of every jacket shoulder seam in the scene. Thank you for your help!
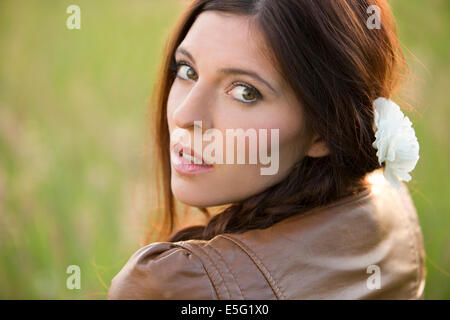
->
[172,242,223,299]
[207,243,246,299]
[217,234,286,299]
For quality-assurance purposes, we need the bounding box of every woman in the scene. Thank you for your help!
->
[108,0,426,299]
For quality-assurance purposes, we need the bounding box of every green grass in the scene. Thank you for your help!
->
[0,0,449,299]
[0,0,183,299]
[390,0,450,299]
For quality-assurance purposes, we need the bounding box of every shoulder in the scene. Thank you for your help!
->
[224,173,426,299]
[107,242,218,299]
[108,170,426,300]
[107,235,279,300]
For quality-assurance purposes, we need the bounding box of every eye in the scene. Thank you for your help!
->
[175,61,198,81]
[171,59,263,104]
[227,82,262,104]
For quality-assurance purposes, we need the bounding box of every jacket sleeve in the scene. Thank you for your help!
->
[107,242,218,299]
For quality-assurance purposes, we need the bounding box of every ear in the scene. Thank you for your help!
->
[306,134,330,158]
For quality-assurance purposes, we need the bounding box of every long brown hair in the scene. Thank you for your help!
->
[145,0,406,243]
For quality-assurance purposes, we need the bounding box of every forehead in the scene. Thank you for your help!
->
[178,11,279,79]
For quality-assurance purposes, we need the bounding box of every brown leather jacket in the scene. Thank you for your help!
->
[107,171,426,299]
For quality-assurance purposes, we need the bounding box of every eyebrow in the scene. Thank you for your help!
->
[175,47,278,95]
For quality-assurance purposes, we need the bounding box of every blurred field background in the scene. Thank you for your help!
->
[0,0,449,299]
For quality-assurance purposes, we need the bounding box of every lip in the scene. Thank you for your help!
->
[171,142,214,175]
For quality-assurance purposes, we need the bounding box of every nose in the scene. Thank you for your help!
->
[171,81,213,130]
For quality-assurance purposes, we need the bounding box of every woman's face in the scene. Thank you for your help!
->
[167,11,320,207]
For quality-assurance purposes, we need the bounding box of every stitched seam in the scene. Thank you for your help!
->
[208,243,246,299]
[402,191,421,299]
[218,234,286,299]
[172,243,221,300]
[397,187,421,299]
[190,242,232,299]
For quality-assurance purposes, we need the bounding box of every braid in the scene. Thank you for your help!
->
[168,156,371,242]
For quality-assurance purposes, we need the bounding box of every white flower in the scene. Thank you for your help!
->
[372,97,420,189]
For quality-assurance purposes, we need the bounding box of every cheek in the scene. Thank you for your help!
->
[219,104,305,166]
[166,84,178,130]
[266,105,305,162]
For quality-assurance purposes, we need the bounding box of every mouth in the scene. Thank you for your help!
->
[171,143,214,175]
[173,143,212,166]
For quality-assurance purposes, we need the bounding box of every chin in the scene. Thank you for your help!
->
[171,179,223,208]
[170,171,274,208]
[174,194,212,207]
